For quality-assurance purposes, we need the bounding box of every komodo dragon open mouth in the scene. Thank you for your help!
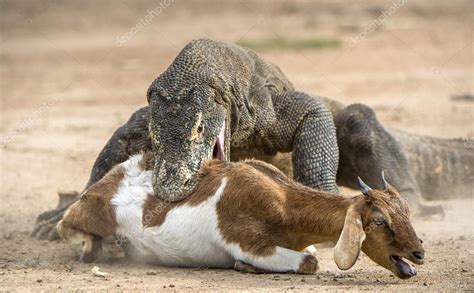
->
[212,121,226,160]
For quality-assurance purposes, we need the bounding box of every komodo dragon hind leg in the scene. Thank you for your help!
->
[32,107,152,240]
[334,103,444,218]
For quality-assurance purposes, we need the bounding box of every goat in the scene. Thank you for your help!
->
[57,152,425,279]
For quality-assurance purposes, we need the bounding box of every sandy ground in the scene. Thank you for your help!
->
[0,0,473,291]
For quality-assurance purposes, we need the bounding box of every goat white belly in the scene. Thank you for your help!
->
[114,177,234,268]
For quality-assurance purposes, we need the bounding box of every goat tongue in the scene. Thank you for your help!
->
[393,256,417,277]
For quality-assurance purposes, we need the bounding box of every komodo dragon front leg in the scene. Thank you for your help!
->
[230,91,340,192]
[264,91,340,192]
[32,107,152,240]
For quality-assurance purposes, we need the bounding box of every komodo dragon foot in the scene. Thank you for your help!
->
[31,190,78,240]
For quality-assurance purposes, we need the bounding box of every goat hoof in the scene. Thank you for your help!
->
[79,251,98,263]
[79,235,103,263]
[297,254,319,275]
[79,252,97,263]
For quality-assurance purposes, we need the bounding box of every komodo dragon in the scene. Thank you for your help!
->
[33,38,473,240]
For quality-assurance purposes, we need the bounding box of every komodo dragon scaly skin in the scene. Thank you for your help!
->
[33,39,471,240]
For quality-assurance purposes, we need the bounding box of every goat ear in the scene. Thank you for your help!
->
[334,205,366,270]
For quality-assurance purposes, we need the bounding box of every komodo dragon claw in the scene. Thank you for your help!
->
[31,191,79,240]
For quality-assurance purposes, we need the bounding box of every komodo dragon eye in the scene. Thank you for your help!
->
[190,113,205,142]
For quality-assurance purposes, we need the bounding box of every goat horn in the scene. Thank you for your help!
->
[381,171,390,190]
[357,177,371,196]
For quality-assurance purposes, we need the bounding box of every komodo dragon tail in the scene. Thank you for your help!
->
[391,129,474,200]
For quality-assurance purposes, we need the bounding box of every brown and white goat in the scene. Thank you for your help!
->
[57,152,424,279]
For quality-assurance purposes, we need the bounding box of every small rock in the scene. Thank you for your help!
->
[36,279,42,283]
[273,275,281,280]
[423,282,428,286]
[169,284,175,288]
[301,278,306,282]
[461,268,467,273]
[91,266,108,278]
[146,271,157,275]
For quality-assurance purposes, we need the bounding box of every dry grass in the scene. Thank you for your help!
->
[236,36,342,51]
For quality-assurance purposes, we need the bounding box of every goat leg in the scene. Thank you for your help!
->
[32,107,152,240]
[80,234,103,263]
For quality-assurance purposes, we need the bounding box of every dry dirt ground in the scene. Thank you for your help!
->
[1,0,473,291]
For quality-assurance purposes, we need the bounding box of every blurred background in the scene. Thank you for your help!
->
[0,1,472,290]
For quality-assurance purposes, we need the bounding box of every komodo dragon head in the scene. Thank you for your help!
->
[147,39,293,201]
[147,65,228,201]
